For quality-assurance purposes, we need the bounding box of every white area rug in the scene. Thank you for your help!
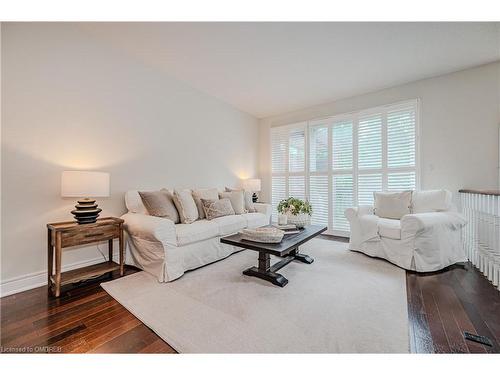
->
[101,239,409,353]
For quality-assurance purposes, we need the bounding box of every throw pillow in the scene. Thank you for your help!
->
[192,188,219,219]
[225,187,257,213]
[201,198,235,220]
[173,189,199,224]
[219,190,246,214]
[138,190,180,223]
[411,189,452,213]
[373,191,412,220]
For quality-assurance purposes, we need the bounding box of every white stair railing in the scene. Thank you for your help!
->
[460,190,500,290]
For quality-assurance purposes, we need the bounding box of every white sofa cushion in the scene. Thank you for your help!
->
[225,187,257,213]
[175,220,219,246]
[138,189,180,223]
[219,191,246,214]
[211,215,246,236]
[192,188,219,219]
[377,218,401,240]
[242,212,269,228]
[374,191,412,219]
[412,189,452,213]
[173,189,199,224]
[125,190,149,214]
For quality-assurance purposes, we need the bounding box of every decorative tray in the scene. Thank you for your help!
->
[239,227,285,243]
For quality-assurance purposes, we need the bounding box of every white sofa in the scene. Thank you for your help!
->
[121,190,272,282]
[345,190,467,272]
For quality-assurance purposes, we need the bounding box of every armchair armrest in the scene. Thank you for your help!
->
[345,206,374,221]
[121,213,176,245]
[253,202,272,218]
[344,206,378,245]
[401,211,467,238]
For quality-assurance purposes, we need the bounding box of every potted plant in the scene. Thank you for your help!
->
[277,197,312,229]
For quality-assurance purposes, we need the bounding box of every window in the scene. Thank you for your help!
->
[270,100,419,235]
[270,123,307,221]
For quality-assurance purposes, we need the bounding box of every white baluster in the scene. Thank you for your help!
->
[494,195,500,288]
[461,191,500,291]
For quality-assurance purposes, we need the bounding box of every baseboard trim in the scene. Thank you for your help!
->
[0,251,121,298]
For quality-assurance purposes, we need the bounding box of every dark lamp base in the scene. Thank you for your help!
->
[71,199,102,224]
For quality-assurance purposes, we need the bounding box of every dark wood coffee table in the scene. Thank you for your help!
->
[220,225,327,287]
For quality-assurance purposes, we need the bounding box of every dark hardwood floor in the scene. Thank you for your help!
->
[1,237,499,353]
[0,267,176,353]
[407,262,500,353]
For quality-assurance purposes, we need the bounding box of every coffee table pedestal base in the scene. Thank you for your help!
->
[243,267,289,287]
[242,249,314,287]
[294,253,314,264]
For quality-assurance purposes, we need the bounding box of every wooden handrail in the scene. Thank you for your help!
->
[459,189,500,196]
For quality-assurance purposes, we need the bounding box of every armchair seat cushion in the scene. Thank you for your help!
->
[377,218,401,240]
[175,220,219,246]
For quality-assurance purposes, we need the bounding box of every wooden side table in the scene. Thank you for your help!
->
[47,217,124,297]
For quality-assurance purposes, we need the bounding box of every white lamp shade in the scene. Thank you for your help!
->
[61,171,110,198]
[242,178,261,192]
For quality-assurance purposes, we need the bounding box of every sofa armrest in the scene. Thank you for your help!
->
[401,211,467,238]
[121,213,176,245]
[253,203,272,218]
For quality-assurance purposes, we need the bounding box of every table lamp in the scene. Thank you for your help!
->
[61,171,110,224]
[242,178,261,203]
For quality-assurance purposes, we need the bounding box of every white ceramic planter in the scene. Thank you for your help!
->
[287,213,311,229]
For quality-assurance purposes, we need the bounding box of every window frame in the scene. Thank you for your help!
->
[270,99,421,236]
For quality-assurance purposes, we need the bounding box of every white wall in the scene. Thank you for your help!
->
[259,62,500,204]
[1,23,259,294]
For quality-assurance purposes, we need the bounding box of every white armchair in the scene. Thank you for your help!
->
[345,190,467,272]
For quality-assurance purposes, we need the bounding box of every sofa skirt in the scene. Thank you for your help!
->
[125,234,243,282]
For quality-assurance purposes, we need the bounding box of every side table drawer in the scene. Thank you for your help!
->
[61,224,119,247]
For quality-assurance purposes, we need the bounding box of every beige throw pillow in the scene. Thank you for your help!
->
[192,188,219,219]
[173,189,199,224]
[219,191,246,214]
[138,190,180,223]
[201,198,235,220]
[225,187,256,213]
[374,191,412,220]
[411,189,451,213]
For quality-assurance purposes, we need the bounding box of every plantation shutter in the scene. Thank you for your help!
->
[358,114,382,169]
[309,126,328,172]
[289,129,305,173]
[331,120,353,231]
[387,107,416,168]
[289,176,306,200]
[332,175,353,231]
[387,105,417,191]
[271,127,288,174]
[288,128,306,200]
[271,100,418,235]
[358,173,383,205]
[271,123,307,220]
[332,120,353,170]
[309,175,328,226]
[309,124,329,226]
[271,176,286,221]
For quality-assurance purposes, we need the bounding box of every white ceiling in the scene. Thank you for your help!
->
[81,22,500,118]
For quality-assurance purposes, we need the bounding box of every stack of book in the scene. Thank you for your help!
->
[272,224,301,235]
